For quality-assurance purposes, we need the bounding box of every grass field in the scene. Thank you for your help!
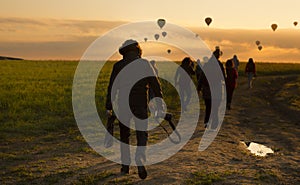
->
[1,60,300,184]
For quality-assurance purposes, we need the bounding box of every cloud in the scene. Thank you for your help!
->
[190,27,300,62]
[0,37,96,60]
[0,17,127,42]
[0,17,300,62]
[0,17,48,26]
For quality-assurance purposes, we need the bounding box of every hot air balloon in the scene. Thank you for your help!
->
[256,40,260,46]
[154,34,160,40]
[162,31,167,37]
[205,17,212,26]
[167,49,171,54]
[195,34,199,38]
[294,21,298,26]
[144,37,148,42]
[258,45,263,51]
[271,24,278,31]
[157,19,166,29]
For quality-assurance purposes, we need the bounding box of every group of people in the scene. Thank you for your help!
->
[105,40,256,179]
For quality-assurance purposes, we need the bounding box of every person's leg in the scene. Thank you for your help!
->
[184,84,192,111]
[226,87,233,110]
[133,107,148,179]
[119,120,131,174]
[248,73,253,88]
[204,98,211,126]
[250,73,253,88]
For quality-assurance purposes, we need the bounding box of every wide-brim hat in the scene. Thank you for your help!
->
[119,39,140,56]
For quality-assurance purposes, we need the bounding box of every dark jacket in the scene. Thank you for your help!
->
[197,57,225,99]
[106,55,163,111]
[225,67,238,89]
[245,62,256,74]
[175,63,195,85]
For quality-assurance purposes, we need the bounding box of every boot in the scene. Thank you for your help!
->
[120,165,129,175]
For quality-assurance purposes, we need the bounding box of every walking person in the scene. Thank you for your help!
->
[198,47,225,128]
[245,58,256,89]
[232,55,240,74]
[195,59,203,82]
[174,57,195,112]
[105,39,164,179]
[225,59,238,110]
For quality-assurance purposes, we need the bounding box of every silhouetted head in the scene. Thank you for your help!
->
[213,49,221,59]
[233,55,237,59]
[181,57,192,66]
[119,39,142,57]
[248,58,254,63]
[226,59,234,68]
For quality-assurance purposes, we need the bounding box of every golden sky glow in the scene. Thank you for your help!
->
[0,1,300,62]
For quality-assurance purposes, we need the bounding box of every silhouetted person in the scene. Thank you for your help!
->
[174,57,195,112]
[105,39,163,179]
[225,59,238,110]
[232,55,240,74]
[245,58,256,89]
[195,59,203,82]
[198,48,225,128]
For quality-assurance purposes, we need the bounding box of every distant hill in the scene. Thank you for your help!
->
[0,56,23,60]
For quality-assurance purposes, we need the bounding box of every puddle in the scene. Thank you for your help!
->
[241,141,274,157]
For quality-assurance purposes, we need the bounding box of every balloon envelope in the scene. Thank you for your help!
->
[157,19,166,29]
[256,40,260,46]
[271,24,278,31]
[258,46,263,51]
[205,17,212,26]
[162,31,167,37]
[154,34,160,40]
[144,38,148,42]
[167,49,171,54]
[294,21,298,26]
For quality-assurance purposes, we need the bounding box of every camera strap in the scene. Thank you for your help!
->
[155,118,181,144]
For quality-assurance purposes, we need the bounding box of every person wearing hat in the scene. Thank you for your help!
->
[105,39,163,179]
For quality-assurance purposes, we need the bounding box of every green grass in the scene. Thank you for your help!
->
[237,62,300,76]
[0,60,77,140]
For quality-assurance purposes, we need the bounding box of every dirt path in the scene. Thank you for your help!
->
[70,75,299,185]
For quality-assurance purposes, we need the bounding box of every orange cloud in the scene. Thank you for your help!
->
[1,17,300,63]
[191,27,300,63]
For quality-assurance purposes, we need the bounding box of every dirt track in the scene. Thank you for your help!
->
[78,74,300,184]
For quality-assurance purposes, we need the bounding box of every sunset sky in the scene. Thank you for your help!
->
[1,0,300,62]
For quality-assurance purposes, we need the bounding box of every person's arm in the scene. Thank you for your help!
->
[105,64,118,110]
[219,62,226,79]
[197,69,204,91]
[234,68,238,79]
[146,61,164,110]
[253,63,256,75]
[189,65,196,76]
